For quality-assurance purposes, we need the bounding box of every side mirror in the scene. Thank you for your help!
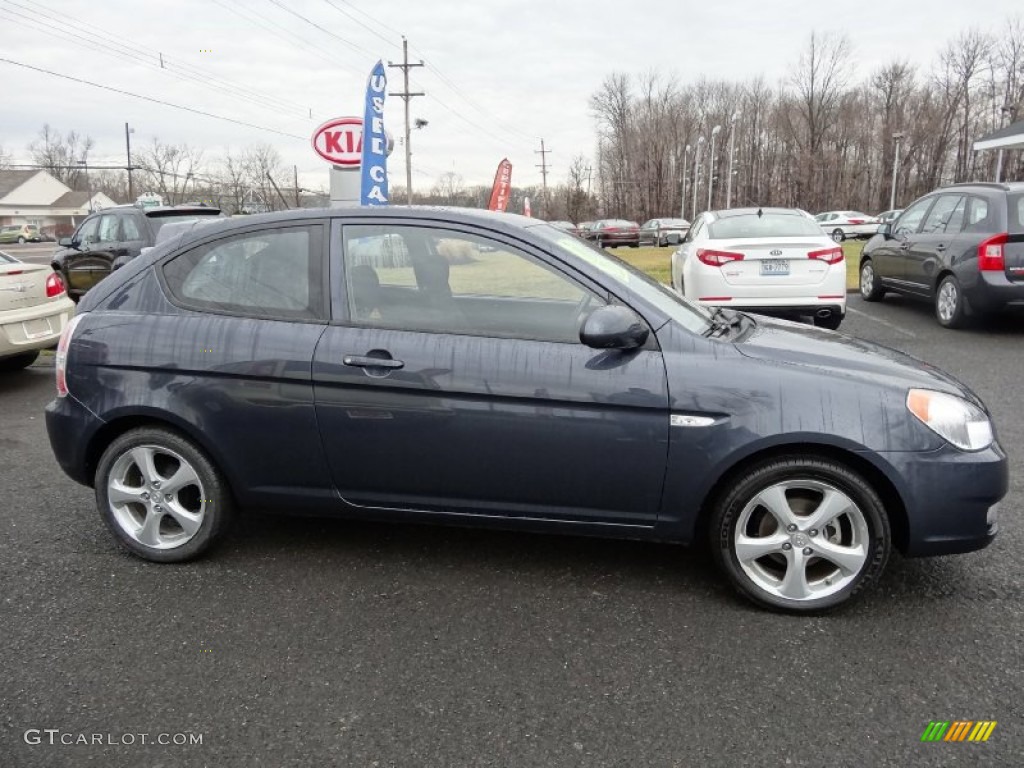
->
[58,237,73,247]
[877,222,892,238]
[580,305,650,350]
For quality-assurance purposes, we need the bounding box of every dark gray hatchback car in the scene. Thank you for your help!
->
[859,182,1024,327]
[45,207,1007,612]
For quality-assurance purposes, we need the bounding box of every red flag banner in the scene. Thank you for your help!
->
[487,158,513,212]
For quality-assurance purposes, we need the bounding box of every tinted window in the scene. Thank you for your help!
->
[97,215,120,242]
[894,197,933,236]
[76,216,100,245]
[343,224,601,343]
[1010,195,1024,234]
[122,216,142,240]
[964,197,992,233]
[148,212,223,238]
[708,213,823,239]
[921,195,964,235]
[162,225,323,320]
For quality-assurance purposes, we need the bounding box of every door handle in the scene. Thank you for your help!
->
[343,355,404,370]
[899,241,911,251]
[935,243,947,252]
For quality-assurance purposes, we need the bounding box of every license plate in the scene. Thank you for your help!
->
[22,318,52,339]
[760,259,790,275]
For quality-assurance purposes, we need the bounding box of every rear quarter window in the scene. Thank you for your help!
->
[1010,195,1024,234]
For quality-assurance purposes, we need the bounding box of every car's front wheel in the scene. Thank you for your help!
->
[859,259,885,301]
[17,236,26,244]
[95,427,235,562]
[831,229,845,243]
[711,456,890,612]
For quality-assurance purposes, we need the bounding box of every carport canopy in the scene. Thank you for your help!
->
[973,118,1024,151]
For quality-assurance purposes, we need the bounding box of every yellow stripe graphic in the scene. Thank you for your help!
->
[981,721,997,742]
[968,722,985,741]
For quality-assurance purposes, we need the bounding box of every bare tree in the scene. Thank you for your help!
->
[432,172,466,205]
[135,138,204,205]
[0,144,11,169]
[28,124,95,188]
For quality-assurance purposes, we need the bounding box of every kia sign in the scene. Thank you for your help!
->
[312,117,363,166]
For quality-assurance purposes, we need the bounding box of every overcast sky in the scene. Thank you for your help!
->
[0,0,1018,195]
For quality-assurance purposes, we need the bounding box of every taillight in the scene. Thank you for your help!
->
[55,313,85,398]
[697,249,745,266]
[809,247,844,265]
[848,219,864,225]
[45,272,65,297]
[978,233,1007,272]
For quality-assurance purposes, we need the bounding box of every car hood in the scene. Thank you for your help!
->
[734,315,982,406]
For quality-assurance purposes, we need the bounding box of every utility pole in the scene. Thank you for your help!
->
[680,145,691,219]
[890,131,904,211]
[708,125,722,211]
[725,112,738,208]
[691,136,705,219]
[125,122,135,201]
[535,138,550,219]
[294,165,300,207]
[388,37,424,205]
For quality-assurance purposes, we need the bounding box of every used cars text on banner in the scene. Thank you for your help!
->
[360,60,389,206]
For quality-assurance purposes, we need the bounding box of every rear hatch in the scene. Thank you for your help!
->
[1006,194,1024,283]
[713,238,840,287]
[0,261,53,312]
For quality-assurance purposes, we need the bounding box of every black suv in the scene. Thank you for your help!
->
[52,204,223,300]
[859,182,1024,328]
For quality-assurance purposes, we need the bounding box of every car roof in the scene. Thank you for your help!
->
[941,181,1024,194]
[169,206,547,249]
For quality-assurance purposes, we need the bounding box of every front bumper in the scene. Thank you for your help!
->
[872,442,1008,557]
[45,392,105,487]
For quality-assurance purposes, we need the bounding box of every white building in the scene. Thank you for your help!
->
[0,170,118,237]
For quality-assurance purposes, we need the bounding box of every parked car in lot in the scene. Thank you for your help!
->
[588,219,640,248]
[815,211,880,242]
[860,182,1024,328]
[672,208,847,329]
[45,207,1007,613]
[0,224,42,244]
[0,249,74,371]
[876,209,903,225]
[639,218,691,247]
[52,203,224,300]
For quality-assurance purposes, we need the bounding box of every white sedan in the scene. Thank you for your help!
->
[671,208,847,330]
[0,250,75,371]
[814,211,880,242]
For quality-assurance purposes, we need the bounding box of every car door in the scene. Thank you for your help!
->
[876,196,934,287]
[312,218,670,526]
[65,213,122,295]
[904,194,965,292]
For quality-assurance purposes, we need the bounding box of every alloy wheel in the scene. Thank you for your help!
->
[106,444,207,549]
[733,480,870,601]
[937,280,958,324]
[860,263,874,296]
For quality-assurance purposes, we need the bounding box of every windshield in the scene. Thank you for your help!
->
[148,213,223,238]
[709,213,826,239]
[0,250,15,264]
[530,223,713,334]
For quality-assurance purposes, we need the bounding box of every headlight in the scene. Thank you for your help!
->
[906,389,993,451]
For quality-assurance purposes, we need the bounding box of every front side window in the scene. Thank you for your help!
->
[343,224,603,343]
[894,197,933,237]
[921,195,964,235]
[75,216,100,245]
[162,225,323,320]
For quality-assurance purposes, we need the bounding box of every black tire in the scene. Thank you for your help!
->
[935,274,971,329]
[94,427,235,562]
[831,228,845,243]
[859,258,885,301]
[629,242,639,248]
[710,456,891,613]
[814,312,843,331]
[0,350,40,372]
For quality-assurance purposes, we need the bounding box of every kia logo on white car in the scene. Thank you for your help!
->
[770,249,783,256]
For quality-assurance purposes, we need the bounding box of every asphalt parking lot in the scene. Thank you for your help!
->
[2,295,1022,767]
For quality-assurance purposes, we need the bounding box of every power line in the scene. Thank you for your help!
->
[321,0,397,49]
[265,0,379,59]
[0,57,307,141]
[2,0,313,119]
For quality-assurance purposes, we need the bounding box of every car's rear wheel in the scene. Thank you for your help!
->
[859,259,885,301]
[0,350,40,372]
[710,457,890,612]
[17,236,26,244]
[935,274,971,329]
[95,427,234,562]
[831,229,845,243]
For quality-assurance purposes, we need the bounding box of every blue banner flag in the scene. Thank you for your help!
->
[360,60,389,206]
